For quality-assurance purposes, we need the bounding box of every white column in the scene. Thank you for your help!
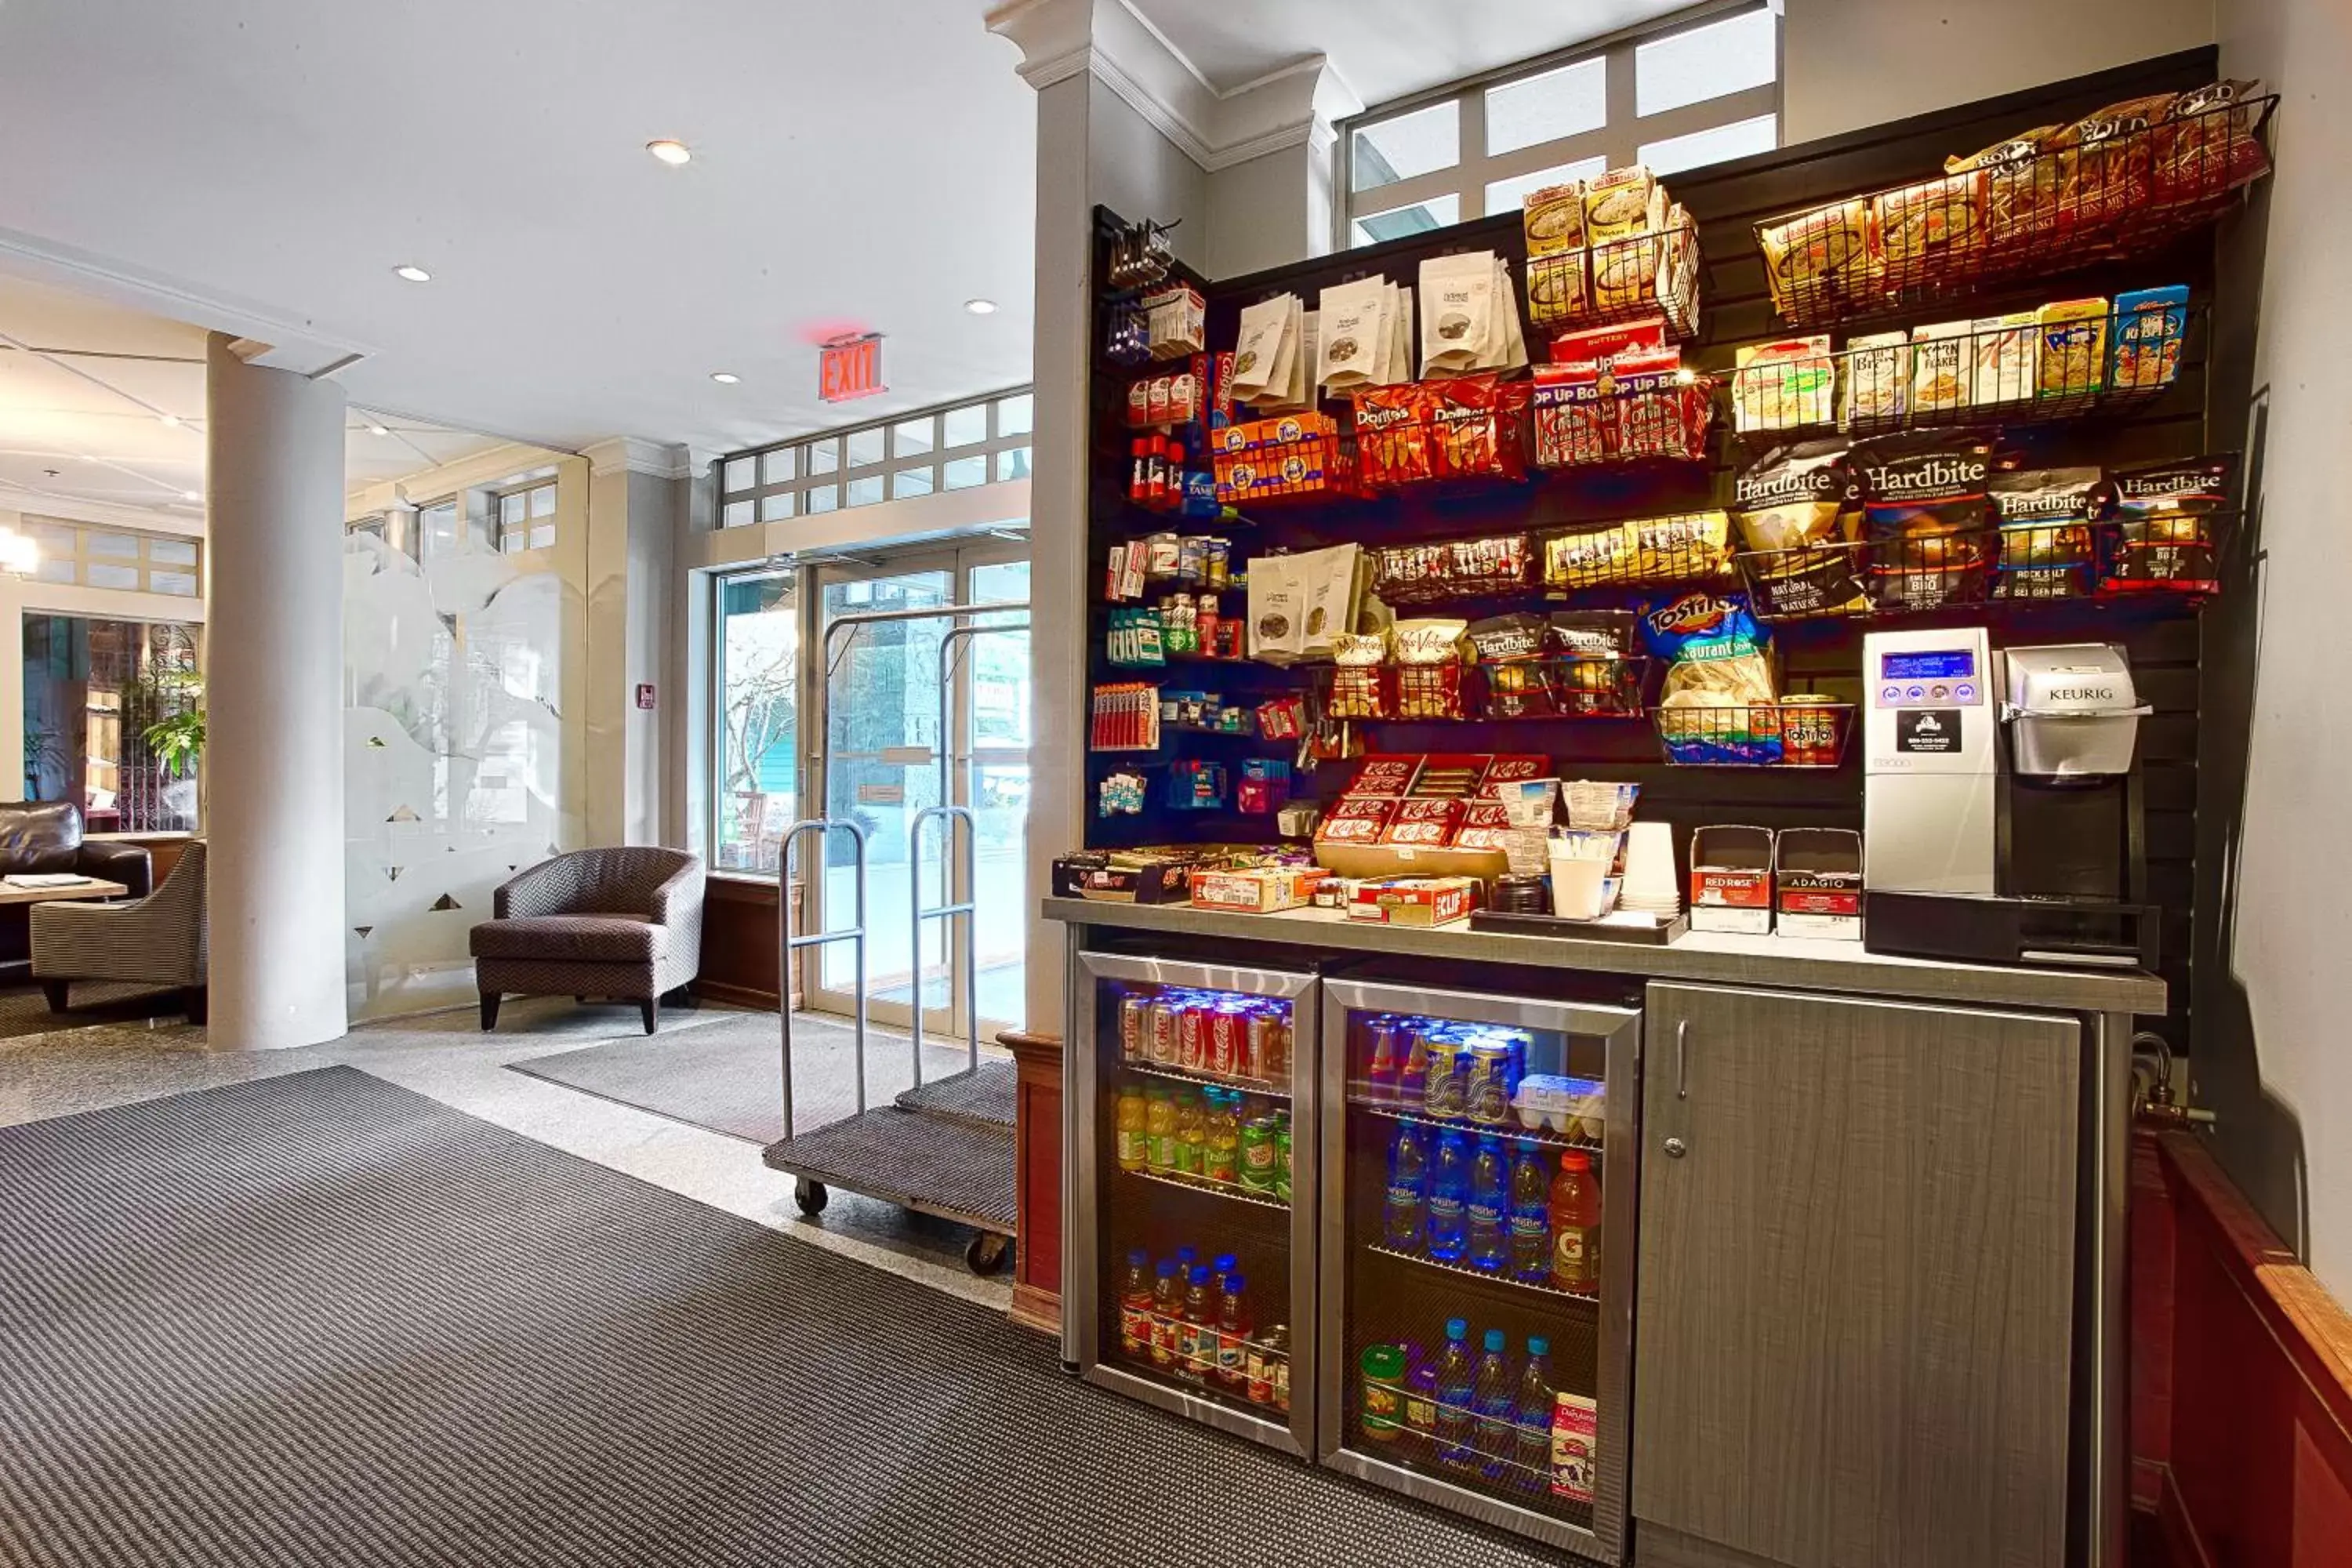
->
[205,333,349,1049]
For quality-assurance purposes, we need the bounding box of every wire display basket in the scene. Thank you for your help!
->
[1212,434,1363,506]
[1531,372,1715,469]
[1371,535,1534,604]
[1476,655,1651,721]
[1526,217,1704,340]
[1538,514,1733,591]
[1752,93,2274,329]
[1652,701,1855,768]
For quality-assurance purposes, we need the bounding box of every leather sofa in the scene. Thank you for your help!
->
[0,802,153,979]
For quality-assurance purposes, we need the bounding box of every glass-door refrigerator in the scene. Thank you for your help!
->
[1071,952,1319,1456]
[1318,980,1641,1561]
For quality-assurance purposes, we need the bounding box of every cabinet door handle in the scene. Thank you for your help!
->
[1675,1018,1689,1100]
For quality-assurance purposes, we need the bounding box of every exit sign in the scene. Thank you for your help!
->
[819,333,885,403]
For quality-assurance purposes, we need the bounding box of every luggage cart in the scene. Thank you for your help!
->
[760,812,1019,1277]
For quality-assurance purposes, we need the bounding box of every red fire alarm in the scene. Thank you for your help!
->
[635,683,657,711]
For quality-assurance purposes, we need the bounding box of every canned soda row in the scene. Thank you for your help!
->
[1119,988,1294,1085]
[1362,1014,1536,1127]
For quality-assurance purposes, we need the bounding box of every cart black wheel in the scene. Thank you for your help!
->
[793,1178,829,1216]
[966,1232,1012,1276]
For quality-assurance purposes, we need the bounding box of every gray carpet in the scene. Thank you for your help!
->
[0,1066,1555,1567]
[509,1009,1004,1145]
[0,979,183,1040]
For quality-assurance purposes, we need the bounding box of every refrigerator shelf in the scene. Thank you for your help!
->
[1124,1164,1291,1213]
[1123,1058,1290,1099]
[1367,1243,1601,1308]
[1354,1098,1603,1155]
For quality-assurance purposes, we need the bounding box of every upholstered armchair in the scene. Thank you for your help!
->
[31,839,207,1021]
[469,847,704,1034]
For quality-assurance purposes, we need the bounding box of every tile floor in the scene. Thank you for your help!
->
[0,995,1016,1316]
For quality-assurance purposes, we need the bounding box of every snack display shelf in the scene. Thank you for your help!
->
[1124,1163,1291,1213]
[1126,1058,1291,1099]
[1651,702,1857,768]
[1367,1243,1602,1308]
[1524,217,1705,342]
[1353,1098,1604,1155]
[1751,94,2274,330]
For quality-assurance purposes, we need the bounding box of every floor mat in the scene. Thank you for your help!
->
[0,1067,1555,1568]
[507,1009,998,1145]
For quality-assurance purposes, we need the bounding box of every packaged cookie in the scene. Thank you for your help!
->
[1735,336,1835,434]
[1853,431,1994,610]
[2036,298,2111,400]
[1731,440,1867,619]
[2104,455,2233,594]
[1989,466,2103,600]
[1841,332,1910,429]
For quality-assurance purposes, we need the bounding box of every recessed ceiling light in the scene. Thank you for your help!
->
[180,490,201,503]
[710,372,740,384]
[367,423,390,436]
[393,264,431,283]
[158,413,181,427]
[965,298,998,315]
[646,139,693,166]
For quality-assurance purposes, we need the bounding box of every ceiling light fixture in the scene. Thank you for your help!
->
[646,139,693,166]
[710,372,740,384]
[393,264,432,283]
[0,528,39,578]
[367,423,390,436]
[964,298,998,315]
[158,413,182,427]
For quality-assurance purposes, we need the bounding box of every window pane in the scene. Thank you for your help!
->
[893,419,934,457]
[499,493,524,526]
[530,485,557,518]
[807,439,838,476]
[1637,8,1777,118]
[714,572,798,874]
[724,456,755,492]
[1484,156,1610,217]
[892,467,935,499]
[1485,57,1606,157]
[87,532,138,558]
[1351,193,1461,248]
[723,499,755,528]
[33,559,74,585]
[1352,100,1459,194]
[805,485,839,514]
[996,394,1033,436]
[996,447,1031,482]
[760,492,796,521]
[529,524,556,551]
[761,448,797,485]
[846,475,884,507]
[420,503,460,559]
[150,572,198,597]
[23,614,201,833]
[86,563,139,590]
[944,456,988,490]
[502,531,525,556]
[847,428,886,468]
[1639,113,1778,176]
[147,538,198,567]
[943,404,987,448]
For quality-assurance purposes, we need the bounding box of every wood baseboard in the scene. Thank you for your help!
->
[1009,1280,1062,1338]
[2153,1465,2214,1568]
[695,980,780,1011]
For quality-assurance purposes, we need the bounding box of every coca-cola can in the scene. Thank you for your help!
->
[1208,1005,1244,1076]
[1147,1000,1178,1065]
[1178,1001,1207,1070]
[1119,995,1149,1062]
[1247,1008,1286,1083]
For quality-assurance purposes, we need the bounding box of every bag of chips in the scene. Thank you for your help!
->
[1990,466,2103,600]
[1639,593,1783,764]
[1352,383,1432,488]
[1328,630,1392,720]
[1549,610,1642,717]
[1852,431,1994,611]
[1732,440,1868,619]
[1467,614,1554,719]
[1392,619,1471,720]
[2103,455,2232,594]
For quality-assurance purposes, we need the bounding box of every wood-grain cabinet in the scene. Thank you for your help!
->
[1631,982,2081,1568]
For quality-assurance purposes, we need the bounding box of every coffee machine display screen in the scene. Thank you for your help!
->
[1879,649,1977,682]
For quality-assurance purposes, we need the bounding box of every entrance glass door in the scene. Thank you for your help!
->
[805,546,1029,1036]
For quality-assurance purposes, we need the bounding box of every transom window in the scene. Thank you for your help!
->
[1341,1,1780,246]
[717,388,1034,528]
[494,477,559,554]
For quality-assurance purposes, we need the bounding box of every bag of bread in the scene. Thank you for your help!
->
[1731,441,1868,619]
[1759,200,1876,319]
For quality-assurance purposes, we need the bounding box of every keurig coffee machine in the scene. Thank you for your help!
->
[1866,637,2159,970]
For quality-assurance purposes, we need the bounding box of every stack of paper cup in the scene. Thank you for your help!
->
[1619,821,1682,918]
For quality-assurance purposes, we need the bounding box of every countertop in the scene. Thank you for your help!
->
[1040,896,2165,1014]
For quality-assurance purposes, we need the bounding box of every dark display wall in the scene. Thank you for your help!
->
[1085,47,2232,1044]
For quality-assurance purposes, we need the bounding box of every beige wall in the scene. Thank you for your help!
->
[1781,0,2213,144]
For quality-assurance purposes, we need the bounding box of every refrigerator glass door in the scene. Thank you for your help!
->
[1319,979,1640,1562]
[1073,950,1319,1456]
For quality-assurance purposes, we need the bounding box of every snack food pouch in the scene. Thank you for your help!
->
[1853,430,1994,611]
[1732,441,1868,619]
[1639,592,1783,764]
[2104,454,2233,594]
[1990,466,2103,600]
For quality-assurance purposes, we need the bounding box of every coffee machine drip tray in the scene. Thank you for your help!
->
[1864,890,2159,972]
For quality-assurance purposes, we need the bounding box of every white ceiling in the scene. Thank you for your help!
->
[1125,0,1701,104]
[0,275,502,521]
[0,0,1040,459]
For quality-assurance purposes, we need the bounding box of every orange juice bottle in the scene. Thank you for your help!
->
[1145,1083,1177,1171]
[1115,1084,1148,1172]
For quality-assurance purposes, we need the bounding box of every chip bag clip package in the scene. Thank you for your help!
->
[1640,592,1784,764]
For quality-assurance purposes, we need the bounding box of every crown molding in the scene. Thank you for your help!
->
[583,437,695,481]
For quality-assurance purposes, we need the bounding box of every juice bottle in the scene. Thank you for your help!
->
[1509,1145,1552,1283]
[1550,1150,1603,1294]
[1472,1328,1515,1479]
[1179,1263,1216,1386]
[1215,1273,1250,1391]
[1173,1091,1203,1178]
[1467,1134,1509,1272]
[1114,1084,1148,1172]
[1118,1250,1153,1357]
[1205,1091,1241,1186]
[1212,1251,1239,1294]
[1382,1123,1428,1252]
[1149,1260,1181,1367]
[1427,1131,1471,1263]
[1145,1083,1176,1172]
[1433,1317,1475,1470]
[1514,1337,1554,1494]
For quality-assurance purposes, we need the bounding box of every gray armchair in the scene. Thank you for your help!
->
[31,839,207,1022]
[469,847,704,1034]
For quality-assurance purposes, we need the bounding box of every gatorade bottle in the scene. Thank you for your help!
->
[1174,1091,1203,1178]
[1118,1250,1152,1356]
[1427,1131,1471,1263]
[1381,1123,1428,1252]
[1509,1145,1552,1283]
[1550,1150,1603,1294]
[1115,1084,1148,1173]
[1145,1084,1176,1172]
[1433,1318,1475,1470]
[1180,1264,1216,1387]
[1216,1273,1250,1392]
[1515,1338,1554,1494]
[1473,1328,1516,1479]
[1467,1134,1509,1273]
[1148,1260,1181,1367]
